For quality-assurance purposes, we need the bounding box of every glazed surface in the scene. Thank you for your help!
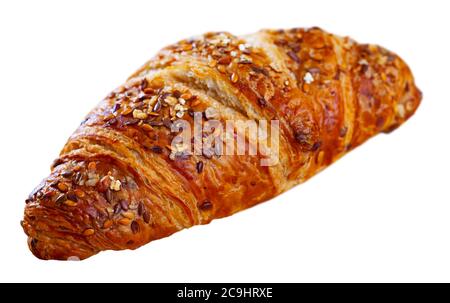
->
[22,27,421,260]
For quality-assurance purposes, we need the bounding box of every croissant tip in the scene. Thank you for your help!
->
[23,206,96,261]
[27,237,45,260]
[27,236,92,261]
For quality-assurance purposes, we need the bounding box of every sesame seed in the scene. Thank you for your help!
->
[169,152,176,160]
[121,211,135,220]
[230,73,239,83]
[83,229,95,236]
[103,220,113,229]
[397,104,406,118]
[63,200,77,207]
[303,72,314,84]
[173,104,184,112]
[358,59,369,65]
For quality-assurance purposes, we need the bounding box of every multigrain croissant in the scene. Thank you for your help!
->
[22,27,421,260]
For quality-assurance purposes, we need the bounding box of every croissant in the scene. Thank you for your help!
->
[22,27,421,260]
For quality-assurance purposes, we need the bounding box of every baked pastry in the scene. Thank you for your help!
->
[22,27,422,260]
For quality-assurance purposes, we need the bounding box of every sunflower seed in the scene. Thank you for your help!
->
[196,161,204,173]
[66,191,78,202]
[120,200,129,211]
[143,211,150,224]
[105,189,114,204]
[103,219,113,229]
[198,200,213,211]
[131,221,140,234]
[55,194,67,205]
[138,202,144,216]
[113,203,121,215]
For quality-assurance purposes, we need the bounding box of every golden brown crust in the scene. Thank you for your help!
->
[22,27,421,260]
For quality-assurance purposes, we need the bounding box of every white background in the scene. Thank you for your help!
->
[0,0,449,282]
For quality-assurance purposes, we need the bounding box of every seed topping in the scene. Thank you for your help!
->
[83,229,95,236]
[131,221,140,234]
[103,220,113,229]
[198,200,213,211]
[196,161,204,173]
[303,72,314,84]
[109,177,121,191]
[118,218,131,226]
[63,200,77,207]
